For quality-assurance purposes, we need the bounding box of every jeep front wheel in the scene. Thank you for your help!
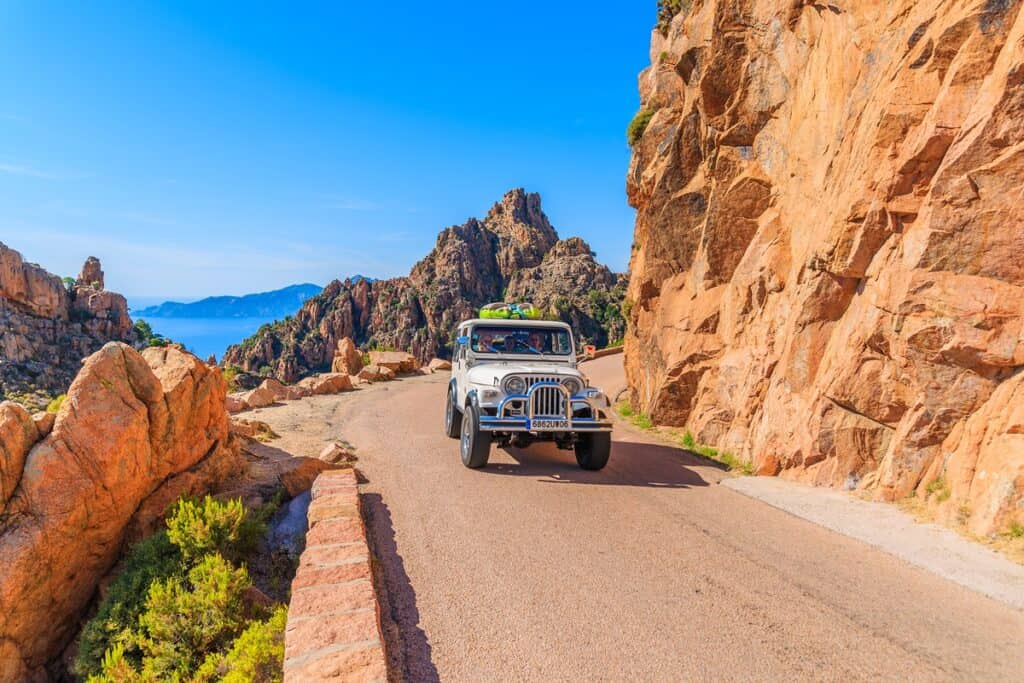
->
[460,404,491,468]
[444,388,461,439]
[575,432,611,471]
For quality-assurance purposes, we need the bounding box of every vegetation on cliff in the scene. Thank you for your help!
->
[76,495,287,682]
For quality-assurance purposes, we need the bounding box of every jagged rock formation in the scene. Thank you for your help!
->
[224,189,626,381]
[624,0,1024,535]
[0,343,241,680]
[0,244,137,408]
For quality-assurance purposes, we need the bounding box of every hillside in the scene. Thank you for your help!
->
[0,244,137,408]
[223,189,627,381]
[624,0,1024,536]
[135,283,324,319]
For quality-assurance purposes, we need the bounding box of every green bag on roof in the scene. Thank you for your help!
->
[479,302,542,320]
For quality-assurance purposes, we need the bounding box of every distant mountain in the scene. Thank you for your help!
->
[135,283,324,319]
[224,189,626,381]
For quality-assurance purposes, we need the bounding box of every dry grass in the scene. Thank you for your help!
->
[613,402,754,475]
[898,495,1024,566]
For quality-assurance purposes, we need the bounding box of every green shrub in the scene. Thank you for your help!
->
[133,319,170,347]
[78,495,280,680]
[627,108,655,147]
[166,496,265,564]
[46,394,66,414]
[195,606,287,683]
[1007,521,1024,539]
[617,402,634,418]
[62,276,77,291]
[222,364,243,390]
[138,553,253,680]
[74,532,181,677]
[681,431,696,449]
[87,643,140,683]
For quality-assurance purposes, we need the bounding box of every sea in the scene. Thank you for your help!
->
[129,297,277,362]
[142,317,272,362]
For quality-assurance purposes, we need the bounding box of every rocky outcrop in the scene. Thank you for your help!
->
[624,1,1024,535]
[0,343,239,679]
[331,337,363,376]
[0,244,136,409]
[297,373,354,395]
[223,189,626,381]
[368,350,418,374]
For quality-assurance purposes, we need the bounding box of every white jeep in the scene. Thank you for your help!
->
[443,318,613,470]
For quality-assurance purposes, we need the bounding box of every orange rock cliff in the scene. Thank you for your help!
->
[624,0,1024,535]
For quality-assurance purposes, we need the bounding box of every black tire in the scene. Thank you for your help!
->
[460,404,491,468]
[575,432,611,471]
[444,388,462,439]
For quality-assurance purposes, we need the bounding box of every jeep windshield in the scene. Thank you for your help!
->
[472,326,573,356]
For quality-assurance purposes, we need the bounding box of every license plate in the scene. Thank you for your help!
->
[532,419,569,431]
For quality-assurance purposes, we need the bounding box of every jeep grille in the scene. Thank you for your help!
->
[523,375,562,389]
[530,384,568,419]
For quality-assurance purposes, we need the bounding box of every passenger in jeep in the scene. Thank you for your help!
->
[476,331,497,352]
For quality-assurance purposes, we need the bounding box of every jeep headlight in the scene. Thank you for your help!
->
[561,377,582,395]
[503,376,526,394]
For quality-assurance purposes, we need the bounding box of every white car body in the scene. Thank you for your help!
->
[448,318,612,436]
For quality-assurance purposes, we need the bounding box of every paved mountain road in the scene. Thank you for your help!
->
[257,356,1024,682]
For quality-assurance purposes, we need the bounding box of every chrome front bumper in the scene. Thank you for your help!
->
[478,382,613,433]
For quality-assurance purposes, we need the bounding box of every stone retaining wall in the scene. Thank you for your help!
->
[284,469,387,682]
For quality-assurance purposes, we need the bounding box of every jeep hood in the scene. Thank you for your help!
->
[466,362,583,385]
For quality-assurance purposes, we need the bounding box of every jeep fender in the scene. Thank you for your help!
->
[448,378,464,411]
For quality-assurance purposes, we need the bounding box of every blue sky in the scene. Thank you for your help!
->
[1,2,653,300]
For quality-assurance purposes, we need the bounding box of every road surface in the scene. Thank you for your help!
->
[258,355,1024,682]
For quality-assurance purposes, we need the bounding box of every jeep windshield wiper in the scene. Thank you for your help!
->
[513,339,542,354]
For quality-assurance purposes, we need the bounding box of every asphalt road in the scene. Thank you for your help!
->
[266,355,1024,681]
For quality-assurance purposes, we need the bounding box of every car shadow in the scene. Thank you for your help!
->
[361,493,440,683]
[486,439,712,489]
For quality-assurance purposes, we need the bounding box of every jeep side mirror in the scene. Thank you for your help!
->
[457,335,469,346]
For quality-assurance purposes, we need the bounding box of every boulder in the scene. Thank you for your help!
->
[284,385,313,400]
[318,442,357,465]
[368,351,418,374]
[0,343,236,678]
[226,394,249,413]
[259,377,290,400]
[428,358,452,372]
[229,418,279,442]
[230,372,262,390]
[241,385,276,409]
[297,373,353,395]
[331,337,363,376]
[31,411,56,438]
[358,364,394,382]
[278,457,341,497]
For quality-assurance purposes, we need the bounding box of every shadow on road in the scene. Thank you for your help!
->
[361,493,440,683]
[488,440,712,489]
